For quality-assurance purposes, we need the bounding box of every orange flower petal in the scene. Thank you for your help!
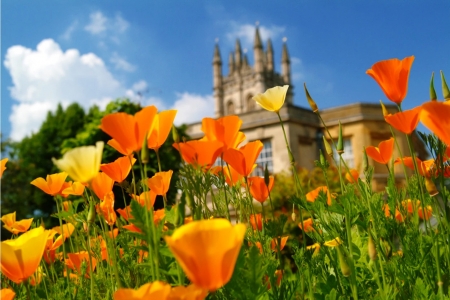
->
[248,176,274,203]
[101,155,136,183]
[365,137,394,164]
[91,172,114,200]
[385,106,422,134]
[420,101,450,145]
[147,110,177,150]
[31,172,68,196]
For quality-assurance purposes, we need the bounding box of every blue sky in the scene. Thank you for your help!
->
[2,1,450,141]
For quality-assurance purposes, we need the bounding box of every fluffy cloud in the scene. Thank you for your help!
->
[84,11,129,36]
[110,52,136,72]
[226,22,286,47]
[4,39,126,140]
[85,12,108,35]
[171,92,215,125]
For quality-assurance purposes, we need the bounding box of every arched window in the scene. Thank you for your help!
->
[227,101,235,115]
[246,94,255,111]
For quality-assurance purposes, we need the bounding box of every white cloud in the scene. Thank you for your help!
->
[114,15,129,33]
[226,22,286,47]
[61,21,78,40]
[4,39,127,141]
[110,52,136,72]
[132,80,148,92]
[85,11,108,35]
[171,93,215,125]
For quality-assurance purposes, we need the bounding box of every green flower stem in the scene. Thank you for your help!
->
[221,158,232,221]
[86,223,95,300]
[109,225,123,288]
[345,213,358,300]
[55,196,72,299]
[387,125,410,186]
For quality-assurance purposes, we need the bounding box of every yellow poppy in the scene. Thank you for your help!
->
[252,85,289,112]
[1,212,33,235]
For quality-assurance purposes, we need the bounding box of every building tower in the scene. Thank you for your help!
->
[212,26,293,118]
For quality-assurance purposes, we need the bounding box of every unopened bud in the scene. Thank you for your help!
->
[368,234,377,261]
[380,100,389,117]
[172,126,180,143]
[264,164,270,187]
[141,132,150,164]
[87,201,96,224]
[337,122,344,155]
[319,149,326,166]
[441,70,450,101]
[425,177,439,197]
[323,136,333,157]
[430,72,437,101]
[304,83,318,113]
[336,246,351,277]
[363,147,369,172]
[291,212,297,222]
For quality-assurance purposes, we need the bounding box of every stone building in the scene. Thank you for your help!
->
[186,27,426,189]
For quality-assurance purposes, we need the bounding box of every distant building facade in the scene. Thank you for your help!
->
[186,27,426,189]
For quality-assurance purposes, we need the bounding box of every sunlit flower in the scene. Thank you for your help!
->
[345,169,359,183]
[165,219,246,291]
[249,213,263,231]
[1,288,15,300]
[305,186,328,203]
[100,106,157,156]
[248,176,274,203]
[114,281,171,300]
[131,191,157,208]
[266,270,283,290]
[385,106,422,134]
[168,284,208,300]
[365,138,394,165]
[91,172,114,200]
[394,157,435,177]
[201,116,246,150]
[383,204,404,222]
[117,205,132,221]
[418,205,433,220]
[1,212,33,235]
[173,140,223,170]
[100,155,136,183]
[223,141,263,177]
[61,181,85,196]
[420,101,450,145]
[1,158,8,179]
[252,85,289,112]
[52,141,104,183]
[146,170,173,196]
[65,251,97,279]
[298,218,314,233]
[402,199,419,215]
[147,110,177,151]
[306,243,321,257]
[30,172,68,196]
[98,192,117,226]
[366,56,415,104]
[324,237,343,247]
[271,236,289,252]
[44,223,75,264]
[1,226,50,284]
[29,266,44,286]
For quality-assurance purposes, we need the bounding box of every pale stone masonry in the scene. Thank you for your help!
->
[187,27,427,189]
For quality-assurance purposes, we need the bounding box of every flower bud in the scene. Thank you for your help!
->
[425,177,439,197]
[441,70,450,101]
[304,83,318,113]
[363,147,369,172]
[323,136,333,157]
[336,246,351,277]
[336,122,344,155]
[87,201,96,224]
[319,149,326,166]
[430,72,437,101]
[368,234,377,261]
[380,100,389,117]
[291,212,296,222]
[264,164,270,187]
[172,125,180,143]
[141,132,150,164]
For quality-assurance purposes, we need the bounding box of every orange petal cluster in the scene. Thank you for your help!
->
[365,138,394,165]
[248,176,274,203]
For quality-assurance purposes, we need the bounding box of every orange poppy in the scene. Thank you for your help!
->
[147,110,177,150]
[266,270,283,290]
[146,170,173,196]
[98,192,117,225]
[418,206,433,220]
[223,141,263,177]
[65,251,97,279]
[305,186,328,203]
[1,212,33,235]
[221,165,244,186]
[366,56,415,104]
[1,158,8,178]
[201,116,246,150]
[1,288,15,300]
[394,157,435,177]
[248,176,274,203]
[420,101,450,145]
[270,236,289,252]
[168,284,208,300]
[114,281,171,300]
[61,181,85,196]
[91,172,114,200]
[44,223,75,264]
[100,155,136,183]
[1,227,50,284]
[173,140,223,170]
[100,105,157,155]
[117,205,132,221]
[385,106,422,134]
[383,204,404,222]
[298,218,314,233]
[345,169,359,183]
[365,137,394,165]
[131,190,157,208]
[249,213,263,231]
[30,172,68,196]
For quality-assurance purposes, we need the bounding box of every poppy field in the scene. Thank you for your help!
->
[1,56,450,299]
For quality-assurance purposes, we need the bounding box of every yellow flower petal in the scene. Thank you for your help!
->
[252,85,289,112]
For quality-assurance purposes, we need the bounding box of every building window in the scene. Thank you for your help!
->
[246,94,255,111]
[227,101,235,115]
[333,138,354,168]
[253,139,273,177]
